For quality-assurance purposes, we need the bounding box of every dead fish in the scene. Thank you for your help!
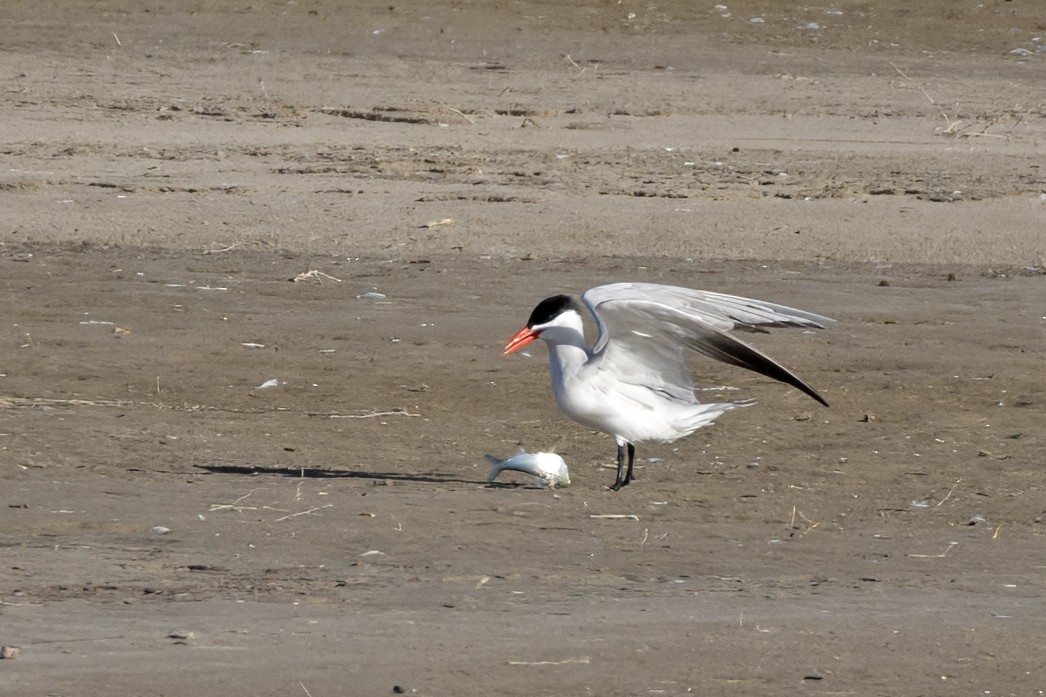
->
[485,451,570,488]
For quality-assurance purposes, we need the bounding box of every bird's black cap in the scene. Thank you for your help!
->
[527,294,580,327]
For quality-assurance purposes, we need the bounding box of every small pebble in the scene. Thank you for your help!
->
[1,646,20,659]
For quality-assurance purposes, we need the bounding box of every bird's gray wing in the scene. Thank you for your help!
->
[581,283,831,406]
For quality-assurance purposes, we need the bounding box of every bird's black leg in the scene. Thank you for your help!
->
[611,442,636,491]
[611,443,627,491]
[624,443,636,485]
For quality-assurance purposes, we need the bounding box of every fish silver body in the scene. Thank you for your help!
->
[485,451,571,488]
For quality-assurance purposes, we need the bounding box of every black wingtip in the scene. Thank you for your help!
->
[758,358,828,408]
[702,331,829,408]
[806,386,830,408]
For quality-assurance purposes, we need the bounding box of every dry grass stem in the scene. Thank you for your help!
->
[273,504,333,522]
[210,489,263,513]
[312,409,419,419]
[202,244,237,254]
[435,103,475,124]
[292,269,343,283]
[0,395,134,409]
[789,505,821,534]
[887,60,959,133]
[907,542,959,558]
[936,478,962,507]
[508,657,590,666]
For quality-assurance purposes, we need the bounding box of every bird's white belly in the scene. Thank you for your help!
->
[553,374,721,444]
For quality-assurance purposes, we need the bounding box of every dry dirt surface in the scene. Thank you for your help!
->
[2,1,1045,696]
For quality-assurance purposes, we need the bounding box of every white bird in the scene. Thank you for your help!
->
[503,282,832,490]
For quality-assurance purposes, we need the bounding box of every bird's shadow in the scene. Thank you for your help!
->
[194,463,487,486]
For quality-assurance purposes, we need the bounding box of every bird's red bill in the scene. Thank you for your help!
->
[504,326,538,354]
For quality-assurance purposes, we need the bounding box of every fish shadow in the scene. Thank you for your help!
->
[194,463,485,485]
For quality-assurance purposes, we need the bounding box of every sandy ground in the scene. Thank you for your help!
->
[2,1,1045,695]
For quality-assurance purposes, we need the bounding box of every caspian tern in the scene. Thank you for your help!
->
[503,283,832,490]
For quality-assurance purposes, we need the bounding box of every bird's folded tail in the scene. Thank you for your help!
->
[671,399,754,438]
